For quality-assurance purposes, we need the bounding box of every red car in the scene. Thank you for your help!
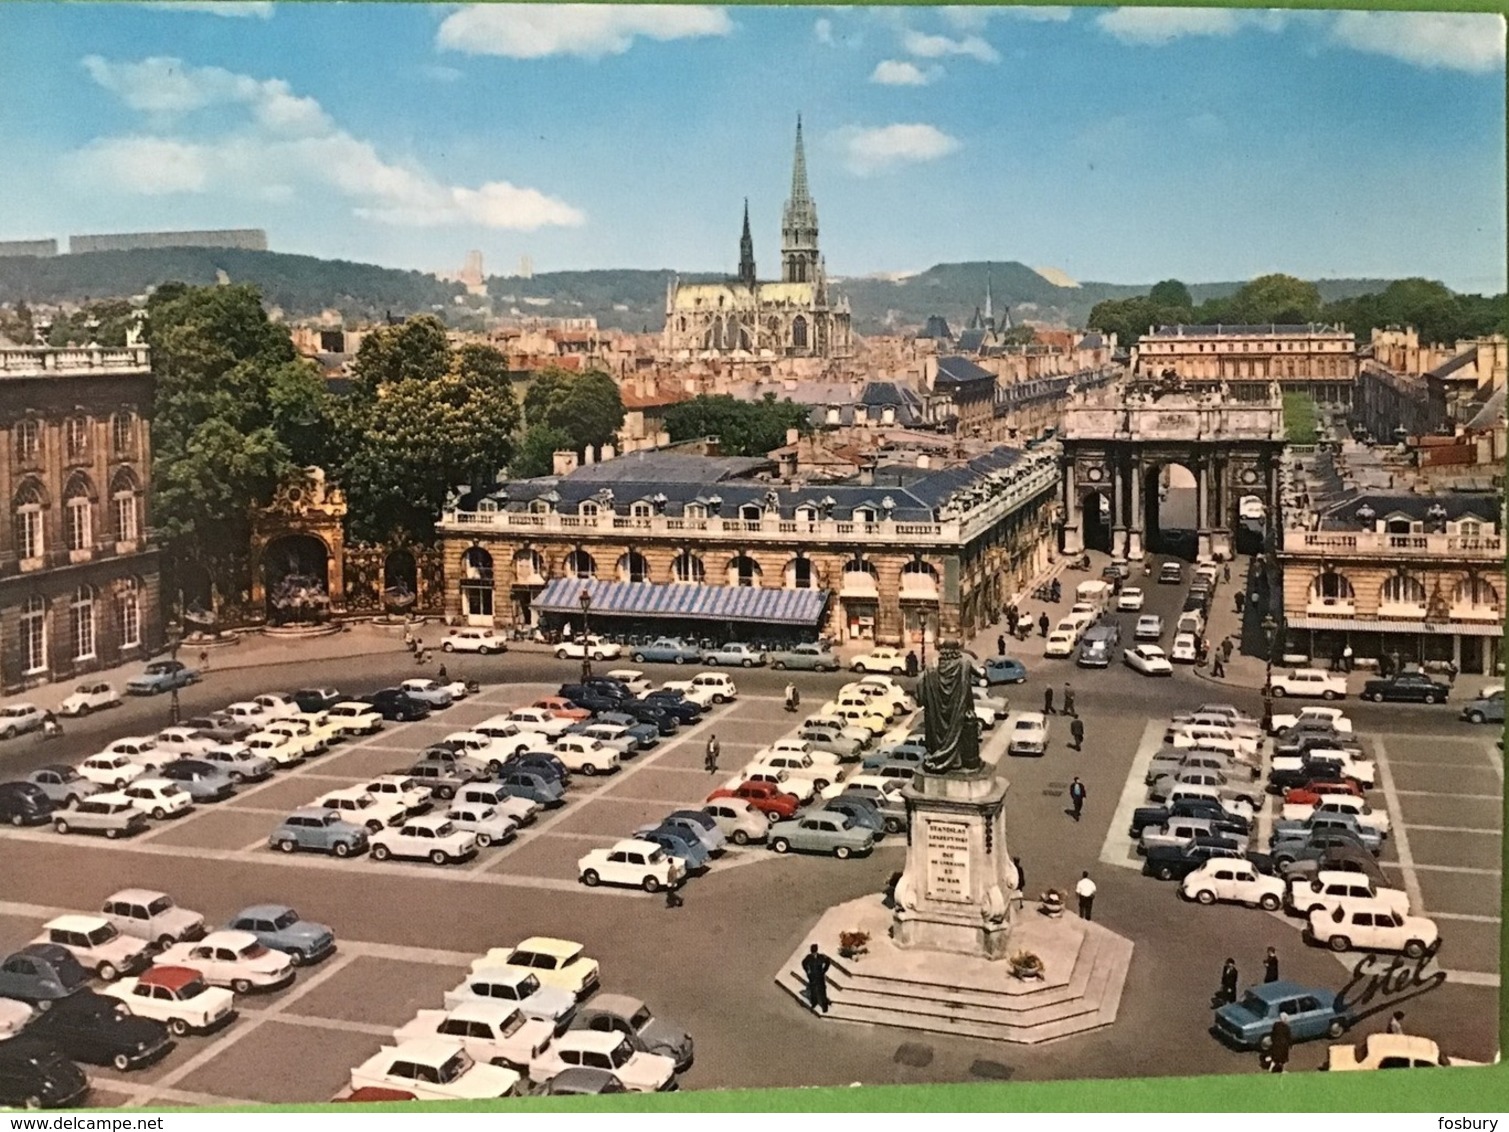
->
[707,781,799,820]
[1283,778,1364,807]
[533,696,592,722]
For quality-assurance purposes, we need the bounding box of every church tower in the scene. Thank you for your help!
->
[781,116,821,285]
[737,199,757,289]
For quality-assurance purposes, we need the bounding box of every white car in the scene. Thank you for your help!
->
[252,693,302,721]
[103,967,237,1036]
[77,753,145,790]
[1326,1033,1484,1071]
[1043,631,1077,658]
[550,737,620,776]
[657,680,716,709]
[324,701,384,736]
[400,678,455,707]
[850,647,907,675]
[574,723,639,755]
[1117,587,1146,612]
[1281,796,1390,836]
[1169,634,1199,663]
[370,815,480,865]
[58,682,121,717]
[314,787,407,833]
[1286,872,1410,919]
[445,804,518,848]
[1124,645,1174,676]
[1268,667,1348,700]
[34,914,153,981]
[578,839,684,892]
[701,799,770,846]
[726,765,813,803]
[1007,712,1049,756]
[444,970,578,1030]
[1133,615,1164,641]
[101,889,206,947]
[504,708,573,738]
[442,627,505,655]
[350,1039,523,1101]
[0,703,43,739]
[100,736,167,772]
[555,636,623,662]
[103,779,194,820]
[1179,859,1285,910]
[395,1002,555,1074]
[1271,748,1376,789]
[821,774,905,803]
[470,718,542,756]
[528,1031,676,1093]
[741,755,835,793]
[1270,707,1353,735]
[263,717,331,758]
[474,938,600,1000]
[1306,900,1438,957]
[243,730,305,768]
[444,730,530,772]
[364,775,435,816]
[197,743,274,784]
[754,741,842,771]
[605,669,652,696]
[222,701,270,727]
[682,672,738,704]
[156,930,296,993]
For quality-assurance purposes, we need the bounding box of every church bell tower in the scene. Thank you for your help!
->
[781,116,821,286]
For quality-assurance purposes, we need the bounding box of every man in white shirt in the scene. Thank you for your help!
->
[1075,870,1097,921]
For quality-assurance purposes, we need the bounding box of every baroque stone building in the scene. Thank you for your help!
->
[663,119,853,360]
[1135,324,1356,407]
[0,344,161,692]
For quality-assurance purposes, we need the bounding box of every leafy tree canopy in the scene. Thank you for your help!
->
[1147,279,1193,309]
[663,393,810,457]
[513,424,575,479]
[521,366,624,452]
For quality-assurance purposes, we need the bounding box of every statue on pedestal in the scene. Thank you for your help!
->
[918,640,982,777]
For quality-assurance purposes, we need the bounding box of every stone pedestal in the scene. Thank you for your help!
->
[1126,528,1144,562]
[1209,528,1233,562]
[892,769,1018,960]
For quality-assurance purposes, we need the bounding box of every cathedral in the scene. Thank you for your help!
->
[663,119,853,359]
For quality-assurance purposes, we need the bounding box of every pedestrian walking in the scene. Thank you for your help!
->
[1342,644,1354,673]
[1062,682,1077,718]
[1006,608,1019,636]
[436,663,449,683]
[705,736,720,774]
[1043,686,1056,715]
[1447,659,1459,684]
[1387,1010,1406,1035]
[1222,562,1231,583]
[1213,958,1239,1007]
[1266,1013,1293,1073]
[198,649,210,673]
[1211,654,1225,679]
[905,650,919,677]
[1070,717,1085,751]
[1222,636,1235,662]
[1075,871,1096,920]
[1069,776,1086,821]
[1263,946,1279,983]
[1038,611,1051,638]
[664,885,683,909]
[997,634,1006,657]
[802,944,832,1014]
[1234,591,1245,615]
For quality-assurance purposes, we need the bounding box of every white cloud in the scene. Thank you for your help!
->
[435,4,732,60]
[838,123,961,175]
[72,56,585,232]
[901,28,1000,63]
[1095,7,1286,46]
[1329,11,1504,73]
[939,7,990,32]
[999,7,1073,23]
[138,2,273,17]
[814,17,834,45]
[870,59,933,86]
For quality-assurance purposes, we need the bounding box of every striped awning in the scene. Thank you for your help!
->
[1289,616,1502,638]
[533,578,828,626]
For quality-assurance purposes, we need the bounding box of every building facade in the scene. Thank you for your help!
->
[437,447,1058,648]
[1134,324,1356,406]
[0,345,162,692]
[663,120,853,360]
[1279,493,1503,675]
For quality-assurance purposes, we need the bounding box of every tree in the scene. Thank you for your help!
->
[1148,279,1193,310]
[521,366,625,452]
[513,424,574,478]
[663,394,810,457]
[1217,274,1322,325]
[336,317,520,542]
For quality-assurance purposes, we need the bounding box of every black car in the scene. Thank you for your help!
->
[362,688,430,722]
[1181,592,1210,614]
[1272,731,1364,759]
[28,991,174,1072]
[293,688,344,714]
[613,701,678,735]
[1130,798,1251,839]
[1143,836,1247,881]
[0,782,53,827]
[1101,562,1129,581]
[641,692,702,723]
[502,751,569,785]
[1362,672,1452,704]
[581,677,632,700]
[556,688,621,714]
[155,760,236,801]
[1267,754,1362,793]
[0,1039,91,1109]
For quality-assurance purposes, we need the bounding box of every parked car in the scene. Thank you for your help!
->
[496,768,566,808]
[97,736,167,772]
[269,808,370,858]
[154,760,237,803]
[850,647,908,675]
[1117,587,1146,612]
[393,761,474,809]
[768,812,875,859]
[526,1031,676,1093]
[29,764,104,809]
[537,1067,629,1096]
[504,707,574,738]
[664,672,737,704]
[57,682,121,717]
[701,642,767,667]
[1326,1032,1483,1070]
[1285,871,1409,920]
[126,660,199,696]
[154,931,295,994]
[442,628,505,655]
[629,637,703,665]
[24,991,173,1072]
[1305,900,1438,957]
[370,816,480,865]
[0,945,91,1009]
[555,636,622,662]
[636,826,710,871]
[1268,668,1348,700]
[398,679,455,709]
[1268,705,1351,735]
[0,782,53,827]
[102,966,235,1037]
[1269,829,1376,875]
[643,691,704,722]
[1363,672,1451,704]
[0,1038,91,1108]
[363,688,431,722]
[1460,688,1504,724]
[350,1039,522,1101]
[1212,981,1352,1050]
[394,1001,555,1075]
[196,744,274,785]
[1280,796,1390,836]
[549,737,620,776]
[445,803,518,848]
[52,797,148,839]
[700,799,769,846]
[1006,712,1049,756]
[293,687,345,714]
[443,969,577,1033]
[475,938,600,1000]
[768,644,840,671]
[654,809,727,854]
[1179,859,1284,909]
[33,915,151,981]
[366,775,435,816]
[106,779,194,820]
[226,906,336,967]
[0,703,44,740]
[101,890,205,948]
[325,701,383,736]
[1142,836,1250,881]
[578,839,683,892]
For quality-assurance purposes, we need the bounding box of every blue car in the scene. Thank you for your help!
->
[268,808,371,857]
[126,660,200,696]
[638,826,710,871]
[863,745,924,772]
[499,769,565,807]
[983,656,1028,685]
[1212,981,1352,1050]
[0,945,91,1007]
[662,809,727,852]
[629,637,703,665]
[818,796,885,834]
[226,905,336,967]
[635,813,724,855]
[594,713,662,750]
[503,752,569,786]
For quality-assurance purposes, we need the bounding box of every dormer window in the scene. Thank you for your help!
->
[477,498,498,513]
[1459,519,1482,537]
[631,501,653,518]
[853,506,877,524]
[739,504,762,522]
[794,505,818,523]
[684,502,706,520]
[578,502,599,518]
[529,499,553,514]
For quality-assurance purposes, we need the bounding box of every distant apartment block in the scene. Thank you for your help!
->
[0,239,58,259]
[68,229,268,254]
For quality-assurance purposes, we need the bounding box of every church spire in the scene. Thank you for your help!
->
[789,115,812,210]
[737,198,757,288]
[782,115,820,285]
[984,264,995,332]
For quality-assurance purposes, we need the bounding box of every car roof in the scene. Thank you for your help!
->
[201,929,259,948]
[44,914,114,932]
[405,814,453,829]
[107,888,170,905]
[609,838,663,855]
[37,764,76,776]
[385,1038,466,1066]
[446,998,520,1024]
[560,1030,626,1053]
[335,700,375,710]
[1245,980,1322,1003]
[235,903,295,919]
[286,806,342,820]
[141,966,203,991]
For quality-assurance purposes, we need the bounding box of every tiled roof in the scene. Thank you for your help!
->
[1427,350,1477,380]
[1149,324,1349,337]
[935,356,994,386]
[1315,491,1501,531]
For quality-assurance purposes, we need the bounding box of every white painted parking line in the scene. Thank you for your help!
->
[1395,789,1503,801]
[104,1082,248,1108]
[1408,863,1502,876]
[1427,912,1500,924]
[1442,970,1502,988]
[1405,824,1502,835]
[1372,738,1425,914]
[1487,742,1504,782]
[242,1010,393,1039]
[1098,720,1166,870]
[1385,759,1497,770]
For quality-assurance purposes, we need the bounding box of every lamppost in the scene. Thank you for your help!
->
[1260,612,1277,732]
[578,587,593,683]
[166,616,184,726]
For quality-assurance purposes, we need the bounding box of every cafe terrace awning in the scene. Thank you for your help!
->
[533,578,828,626]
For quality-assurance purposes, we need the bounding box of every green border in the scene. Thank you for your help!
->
[46,0,1509,1112]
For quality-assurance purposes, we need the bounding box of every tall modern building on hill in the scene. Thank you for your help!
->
[663,119,853,359]
[68,229,268,254]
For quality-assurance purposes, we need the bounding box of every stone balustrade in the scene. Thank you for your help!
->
[1287,530,1504,559]
[0,345,152,377]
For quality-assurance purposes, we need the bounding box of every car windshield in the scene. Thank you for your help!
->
[147,896,174,915]
[607,1038,636,1068]
[1238,992,1270,1017]
[500,1010,526,1037]
[237,942,270,959]
[272,910,300,930]
[518,974,541,995]
[437,1049,475,1083]
[629,1006,653,1030]
[176,978,208,999]
[86,923,120,945]
[433,822,455,837]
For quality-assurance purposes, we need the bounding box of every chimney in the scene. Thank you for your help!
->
[785,428,800,446]
[859,459,876,487]
[552,450,579,476]
[916,454,931,470]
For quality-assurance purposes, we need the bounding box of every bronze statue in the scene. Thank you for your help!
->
[918,639,983,776]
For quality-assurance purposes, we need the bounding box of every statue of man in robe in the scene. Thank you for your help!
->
[919,639,983,776]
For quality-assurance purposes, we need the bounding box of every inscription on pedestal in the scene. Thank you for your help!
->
[923,818,973,904]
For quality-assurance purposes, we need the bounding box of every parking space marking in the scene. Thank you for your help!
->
[1395,789,1502,801]
[1430,912,1500,924]
[241,1010,393,1039]
[1372,738,1425,913]
[1098,720,1166,870]
[1487,742,1504,782]
[105,1082,248,1108]
[1385,759,1496,770]
[1406,824,1502,835]
[1411,863,1501,876]
[1442,970,1501,988]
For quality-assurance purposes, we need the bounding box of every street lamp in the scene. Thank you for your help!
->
[578,587,593,682]
[1260,613,1278,732]
[166,614,184,727]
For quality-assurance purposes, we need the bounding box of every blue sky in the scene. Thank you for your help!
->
[1,3,1504,291]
